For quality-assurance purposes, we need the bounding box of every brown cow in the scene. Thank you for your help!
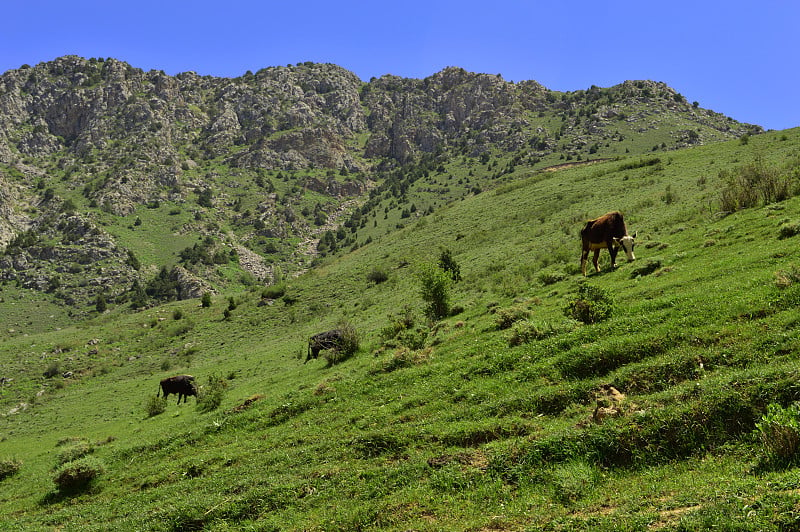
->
[580,211,636,276]
[158,375,198,404]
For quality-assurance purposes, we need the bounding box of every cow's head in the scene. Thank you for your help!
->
[613,232,636,261]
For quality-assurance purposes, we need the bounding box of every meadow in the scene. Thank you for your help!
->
[1,128,800,530]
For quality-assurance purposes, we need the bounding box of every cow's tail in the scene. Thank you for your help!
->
[156,384,161,398]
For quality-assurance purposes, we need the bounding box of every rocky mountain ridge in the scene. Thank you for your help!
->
[0,56,762,317]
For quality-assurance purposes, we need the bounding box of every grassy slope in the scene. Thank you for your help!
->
[1,128,800,530]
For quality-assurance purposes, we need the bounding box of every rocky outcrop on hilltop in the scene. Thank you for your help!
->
[0,57,370,215]
[0,58,760,185]
[361,68,546,162]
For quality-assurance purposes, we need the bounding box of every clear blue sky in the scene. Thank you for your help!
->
[3,1,798,130]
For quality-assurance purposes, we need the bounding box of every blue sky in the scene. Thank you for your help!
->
[3,1,798,130]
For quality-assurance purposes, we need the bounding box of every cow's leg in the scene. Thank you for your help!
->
[608,241,619,269]
[592,249,601,273]
[581,248,589,276]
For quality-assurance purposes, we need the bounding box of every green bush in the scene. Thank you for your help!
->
[778,221,800,239]
[261,283,286,299]
[754,402,800,468]
[494,305,530,330]
[338,320,360,356]
[380,306,416,342]
[366,267,389,284]
[563,283,615,324]
[538,270,566,286]
[718,157,791,213]
[201,292,212,308]
[43,362,61,379]
[52,456,105,492]
[775,265,800,288]
[56,442,94,466]
[418,262,452,321]
[0,458,22,481]
[438,248,462,281]
[196,374,228,413]
[144,395,167,417]
[323,320,360,365]
[548,460,600,505]
[508,320,559,346]
[394,327,428,351]
[372,346,433,374]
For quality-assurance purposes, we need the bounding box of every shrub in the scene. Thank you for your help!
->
[754,402,800,468]
[775,265,800,288]
[145,395,167,417]
[778,221,800,239]
[0,458,22,481]
[494,305,531,330]
[43,362,61,379]
[438,248,462,281]
[549,460,600,505]
[323,320,360,365]
[563,283,614,324]
[56,442,94,466]
[394,328,429,350]
[201,292,212,308]
[52,456,105,492]
[366,267,389,284]
[380,307,428,351]
[373,346,434,373]
[380,306,416,341]
[338,321,360,355]
[418,262,452,321]
[718,157,791,213]
[197,374,228,413]
[508,320,559,346]
[538,270,566,286]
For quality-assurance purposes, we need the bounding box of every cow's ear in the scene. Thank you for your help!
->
[632,232,637,239]
[612,237,620,243]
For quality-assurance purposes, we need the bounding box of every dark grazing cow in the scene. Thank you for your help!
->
[306,329,344,363]
[158,375,198,404]
[580,211,636,276]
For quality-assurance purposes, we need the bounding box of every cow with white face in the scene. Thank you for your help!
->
[580,211,636,276]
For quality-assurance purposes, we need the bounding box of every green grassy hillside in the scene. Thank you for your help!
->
[2,128,800,530]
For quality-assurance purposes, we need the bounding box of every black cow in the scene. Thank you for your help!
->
[306,329,344,363]
[580,211,636,276]
[158,375,198,404]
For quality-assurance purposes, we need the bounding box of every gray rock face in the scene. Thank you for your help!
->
[0,211,138,311]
